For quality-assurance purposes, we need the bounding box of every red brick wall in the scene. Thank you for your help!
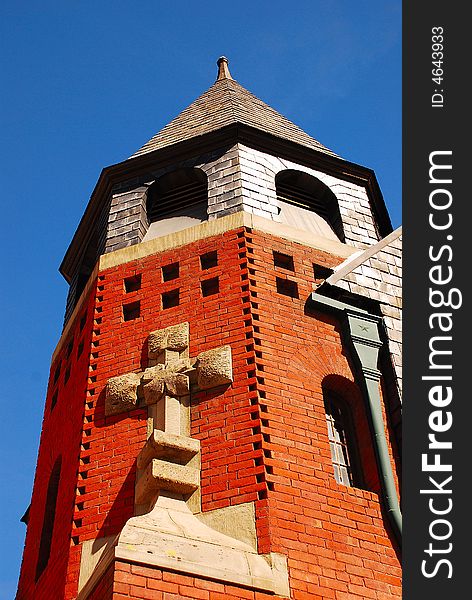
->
[88,564,114,600]
[16,289,96,599]
[17,225,401,599]
[111,561,283,599]
[235,229,401,599]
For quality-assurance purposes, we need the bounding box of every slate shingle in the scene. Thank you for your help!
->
[131,78,338,159]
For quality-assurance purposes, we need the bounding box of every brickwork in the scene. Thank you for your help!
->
[16,289,96,600]
[68,226,263,598]
[18,225,401,599]
[109,560,284,599]
[238,229,401,599]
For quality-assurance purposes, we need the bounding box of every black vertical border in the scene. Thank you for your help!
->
[403,4,468,598]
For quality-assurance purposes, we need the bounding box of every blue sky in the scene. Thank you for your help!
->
[0,1,400,596]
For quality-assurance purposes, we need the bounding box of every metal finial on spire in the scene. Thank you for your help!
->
[216,56,233,81]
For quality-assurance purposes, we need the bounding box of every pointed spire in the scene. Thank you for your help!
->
[216,56,233,81]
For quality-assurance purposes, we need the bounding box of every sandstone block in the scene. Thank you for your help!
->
[196,345,233,390]
[148,322,189,358]
[142,369,166,405]
[137,430,200,470]
[135,459,199,503]
[141,363,190,405]
[105,372,141,416]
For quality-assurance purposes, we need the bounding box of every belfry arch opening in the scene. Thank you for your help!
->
[275,169,345,242]
[144,168,208,241]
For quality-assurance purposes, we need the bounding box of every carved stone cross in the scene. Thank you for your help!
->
[105,322,232,512]
[95,323,290,599]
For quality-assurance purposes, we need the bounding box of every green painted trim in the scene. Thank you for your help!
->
[310,292,402,547]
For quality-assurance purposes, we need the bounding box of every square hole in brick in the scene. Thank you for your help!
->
[123,301,141,321]
[53,363,61,384]
[200,251,218,270]
[162,289,180,309]
[66,339,74,359]
[50,390,58,411]
[313,263,334,284]
[162,262,179,282]
[79,312,87,331]
[276,277,299,298]
[124,274,141,293]
[273,251,294,271]
[77,341,84,359]
[201,277,219,297]
[64,366,71,385]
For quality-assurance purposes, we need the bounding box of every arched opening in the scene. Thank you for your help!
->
[275,169,345,241]
[35,456,62,581]
[144,168,208,240]
[321,375,382,492]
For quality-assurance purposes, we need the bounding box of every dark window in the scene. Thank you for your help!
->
[124,274,142,293]
[324,393,361,487]
[123,301,140,321]
[79,311,87,331]
[276,277,298,298]
[35,457,62,580]
[53,363,61,384]
[313,263,334,285]
[162,289,180,309]
[162,262,179,282]
[201,277,219,297]
[273,251,294,271]
[74,226,101,309]
[75,271,90,305]
[50,390,58,411]
[200,251,218,270]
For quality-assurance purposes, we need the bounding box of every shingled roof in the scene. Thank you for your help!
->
[131,57,338,159]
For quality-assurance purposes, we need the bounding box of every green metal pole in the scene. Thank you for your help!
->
[310,293,402,548]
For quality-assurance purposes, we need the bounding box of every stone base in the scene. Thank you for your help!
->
[116,495,289,596]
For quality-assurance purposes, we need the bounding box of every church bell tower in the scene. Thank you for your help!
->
[17,57,402,599]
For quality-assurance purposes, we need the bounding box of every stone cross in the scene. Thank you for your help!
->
[105,321,233,512]
[100,322,290,599]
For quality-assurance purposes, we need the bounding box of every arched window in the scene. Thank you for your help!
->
[324,392,361,487]
[275,169,345,241]
[35,457,62,581]
[146,168,208,224]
